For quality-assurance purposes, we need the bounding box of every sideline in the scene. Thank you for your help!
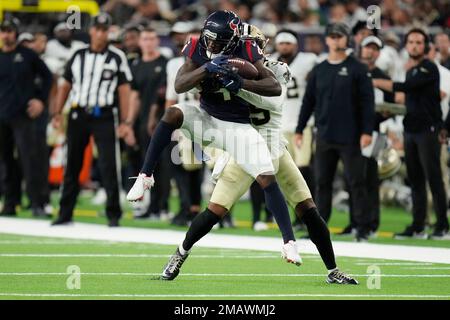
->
[1,217,449,264]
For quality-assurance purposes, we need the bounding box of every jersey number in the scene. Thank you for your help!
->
[286,77,299,99]
[249,106,270,126]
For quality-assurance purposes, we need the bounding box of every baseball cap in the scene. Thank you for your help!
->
[325,22,350,38]
[0,17,20,32]
[170,22,193,35]
[18,32,35,44]
[54,22,69,33]
[91,13,112,28]
[361,35,383,49]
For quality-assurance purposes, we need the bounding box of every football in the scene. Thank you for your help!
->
[227,58,259,79]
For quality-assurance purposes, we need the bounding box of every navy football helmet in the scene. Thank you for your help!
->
[200,10,242,57]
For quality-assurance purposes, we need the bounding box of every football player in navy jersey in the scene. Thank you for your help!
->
[127,10,302,279]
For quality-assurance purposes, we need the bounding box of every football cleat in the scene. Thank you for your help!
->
[160,248,189,281]
[327,269,359,285]
[126,173,155,202]
[281,240,302,266]
[394,225,427,239]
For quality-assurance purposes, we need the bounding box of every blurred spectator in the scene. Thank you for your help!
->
[122,24,142,61]
[328,2,349,24]
[344,0,369,28]
[124,27,170,219]
[108,25,124,49]
[352,20,378,56]
[0,17,52,217]
[359,35,395,236]
[376,31,404,81]
[434,31,450,70]
[304,34,325,56]
[31,32,48,55]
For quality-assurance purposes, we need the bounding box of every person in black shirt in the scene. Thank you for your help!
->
[374,28,449,239]
[0,18,52,217]
[124,27,169,219]
[359,36,395,236]
[295,22,375,242]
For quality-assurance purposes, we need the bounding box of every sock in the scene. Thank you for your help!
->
[328,268,338,275]
[263,182,295,243]
[178,243,189,255]
[141,121,177,176]
[302,207,337,270]
[182,209,221,251]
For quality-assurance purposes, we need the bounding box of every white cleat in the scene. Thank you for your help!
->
[281,240,302,266]
[126,173,155,202]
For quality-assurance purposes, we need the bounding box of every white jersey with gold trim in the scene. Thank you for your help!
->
[236,58,291,159]
[270,52,317,133]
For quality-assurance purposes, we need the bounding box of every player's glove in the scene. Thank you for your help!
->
[217,72,243,94]
[204,56,230,74]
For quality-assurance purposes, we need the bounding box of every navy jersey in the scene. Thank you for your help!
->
[181,37,264,123]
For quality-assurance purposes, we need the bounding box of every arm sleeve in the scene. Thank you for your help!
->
[296,68,316,133]
[33,52,53,103]
[393,64,439,92]
[237,88,283,111]
[357,64,375,135]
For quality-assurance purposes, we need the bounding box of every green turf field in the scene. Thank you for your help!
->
[7,191,450,248]
[2,192,449,300]
[0,233,449,300]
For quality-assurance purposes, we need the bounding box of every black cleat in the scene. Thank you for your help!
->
[108,218,120,227]
[394,225,427,239]
[160,248,189,280]
[51,217,73,226]
[428,228,450,240]
[355,230,369,242]
[327,269,359,285]
[338,225,355,235]
[32,207,52,218]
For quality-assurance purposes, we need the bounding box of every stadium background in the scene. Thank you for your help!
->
[0,0,449,301]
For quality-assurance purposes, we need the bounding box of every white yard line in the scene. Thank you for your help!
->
[0,253,279,258]
[1,217,450,264]
[0,293,448,298]
[0,272,448,278]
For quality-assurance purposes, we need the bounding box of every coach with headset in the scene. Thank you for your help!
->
[295,22,375,242]
[374,28,449,239]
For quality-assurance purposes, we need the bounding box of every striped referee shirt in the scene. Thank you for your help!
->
[63,45,132,108]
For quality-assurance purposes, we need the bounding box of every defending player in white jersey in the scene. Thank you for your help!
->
[270,29,317,191]
[209,25,359,285]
